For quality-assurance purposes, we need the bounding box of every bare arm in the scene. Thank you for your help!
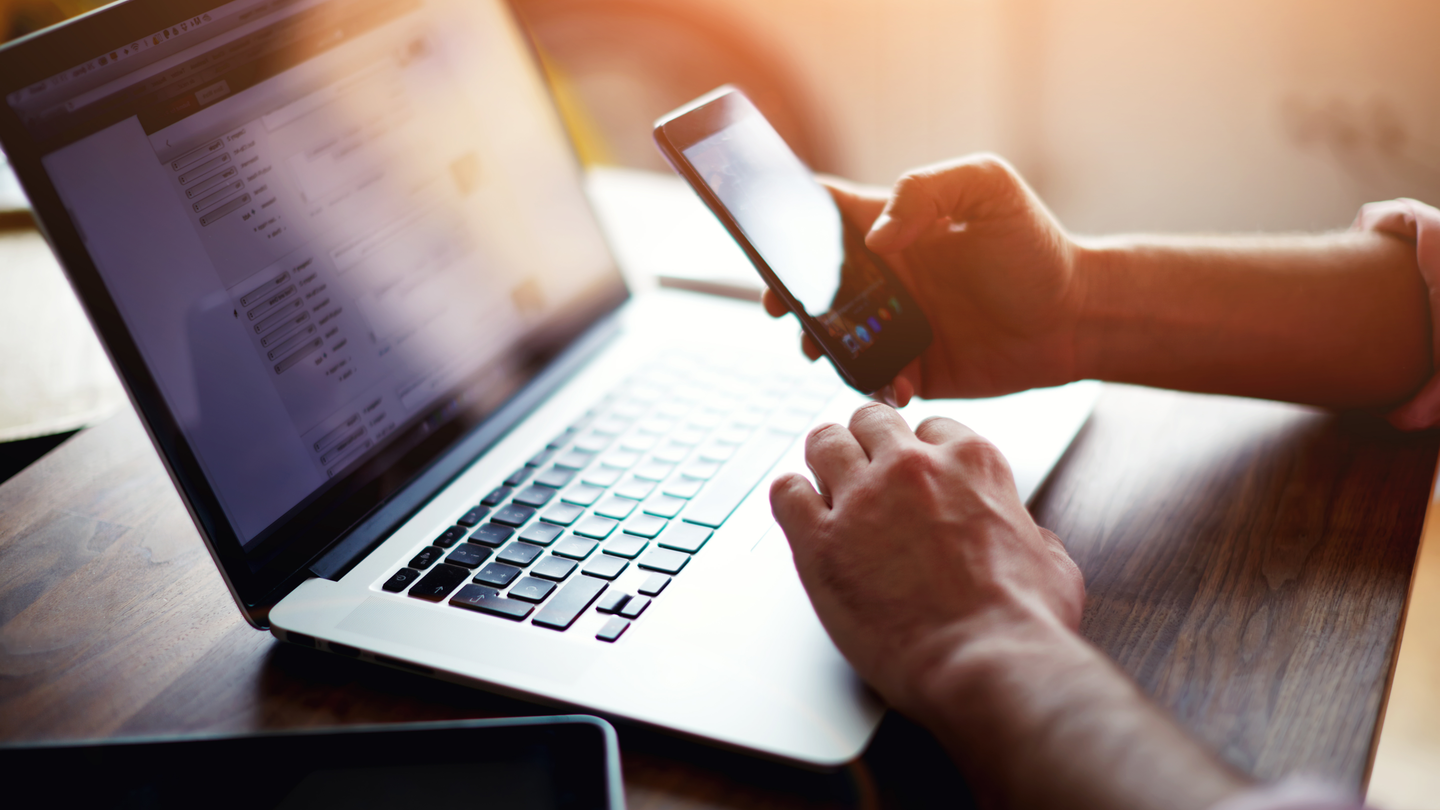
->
[770,405,1250,810]
[766,156,1431,411]
[1074,231,1429,408]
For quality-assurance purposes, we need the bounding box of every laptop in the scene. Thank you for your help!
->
[0,0,1098,765]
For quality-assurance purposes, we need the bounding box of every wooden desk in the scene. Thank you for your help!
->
[1,385,1434,807]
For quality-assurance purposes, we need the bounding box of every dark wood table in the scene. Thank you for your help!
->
[1,384,1433,807]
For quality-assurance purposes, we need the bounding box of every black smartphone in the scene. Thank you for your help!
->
[0,716,624,809]
[654,86,932,394]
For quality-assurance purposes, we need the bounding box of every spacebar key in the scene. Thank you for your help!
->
[683,429,797,528]
[532,576,607,630]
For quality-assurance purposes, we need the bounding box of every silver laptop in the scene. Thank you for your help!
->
[0,0,1097,765]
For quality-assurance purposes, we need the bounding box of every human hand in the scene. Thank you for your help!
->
[763,155,1085,404]
[768,403,1085,716]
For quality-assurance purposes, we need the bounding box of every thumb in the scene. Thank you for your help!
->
[866,155,1022,253]
[818,175,888,233]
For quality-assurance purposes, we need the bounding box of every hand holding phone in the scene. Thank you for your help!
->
[654,87,932,395]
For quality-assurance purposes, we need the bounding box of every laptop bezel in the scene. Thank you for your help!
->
[0,0,630,627]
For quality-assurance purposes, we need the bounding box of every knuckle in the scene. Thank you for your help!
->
[953,435,1013,478]
[850,400,893,426]
[805,422,848,450]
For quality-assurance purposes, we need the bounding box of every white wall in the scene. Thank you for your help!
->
[679,0,1440,233]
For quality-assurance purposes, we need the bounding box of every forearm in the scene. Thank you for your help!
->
[1072,231,1430,408]
[912,614,1248,810]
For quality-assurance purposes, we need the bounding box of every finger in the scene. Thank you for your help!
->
[913,416,978,446]
[769,472,828,546]
[762,288,789,318]
[846,402,915,460]
[869,385,899,408]
[866,154,1021,253]
[804,422,869,495]
[801,332,823,362]
[891,374,915,407]
[818,176,888,232]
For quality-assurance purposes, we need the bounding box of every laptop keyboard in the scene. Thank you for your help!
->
[379,352,839,641]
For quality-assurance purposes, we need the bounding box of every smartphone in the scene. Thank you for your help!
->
[654,86,932,394]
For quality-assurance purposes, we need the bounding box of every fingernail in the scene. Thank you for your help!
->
[872,385,899,408]
[868,213,897,246]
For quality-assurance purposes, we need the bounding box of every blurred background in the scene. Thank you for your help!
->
[518,0,1440,234]
[6,0,1440,231]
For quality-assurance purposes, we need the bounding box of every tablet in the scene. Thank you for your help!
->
[0,715,624,809]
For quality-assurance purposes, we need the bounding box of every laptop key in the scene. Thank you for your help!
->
[651,442,690,464]
[657,523,712,554]
[450,585,533,620]
[583,555,628,580]
[623,514,667,538]
[513,485,556,508]
[604,536,648,559]
[661,477,704,499]
[433,526,467,548]
[595,590,630,614]
[619,595,651,619]
[600,450,641,469]
[491,504,536,527]
[540,502,584,526]
[531,556,577,581]
[638,548,689,575]
[581,466,622,487]
[497,542,544,567]
[632,461,674,481]
[554,449,595,470]
[409,546,443,570]
[683,429,795,528]
[480,486,512,507]
[456,508,489,528]
[561,484,604,507]
[508,576,557,603]
[552,537,598,560]
[614,477,656,500]
[573,516,619,540]
[596,616,631,642]
[503,467,532,487]
[520,522,564,545]
[527,447,557,467]
[473,562,522,588]
[593,496,635,520]
[534,466,576,489]
[382,567,420,593]
[470,523,514,547]
[573,432,611,453]
[680,460,722,480]
[637,573,671,596]
[449,584,496,604]
[446,544,491,569]
[641,495,686,519]
[409,564,469,601]
[533,577,608,630]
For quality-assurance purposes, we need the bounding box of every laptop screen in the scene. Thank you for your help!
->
[2,0,623,599]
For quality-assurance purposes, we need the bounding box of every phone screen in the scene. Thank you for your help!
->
[679,113,909,359]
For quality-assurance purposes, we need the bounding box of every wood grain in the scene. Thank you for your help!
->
[1033,385,1437,787]
[0,383,1433,807]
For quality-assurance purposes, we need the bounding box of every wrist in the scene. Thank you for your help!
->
[898,601,1076,724]
[898,600,1252,810]
[1070,237,1131,384]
